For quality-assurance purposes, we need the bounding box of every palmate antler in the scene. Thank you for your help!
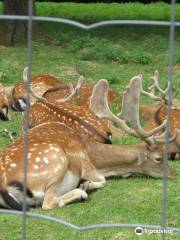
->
[90,76,175,149]
[23,67,84,103]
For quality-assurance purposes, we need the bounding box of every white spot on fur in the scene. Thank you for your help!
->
[10,163,16,168]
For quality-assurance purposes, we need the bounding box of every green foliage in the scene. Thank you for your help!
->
[1,2,180,23]
[35,2,180,23]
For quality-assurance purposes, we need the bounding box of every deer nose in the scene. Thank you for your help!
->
[0,106,10,121]
[12,99,28,112]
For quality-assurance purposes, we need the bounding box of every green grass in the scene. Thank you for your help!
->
[1,2,180,22]
[0,5,180,240]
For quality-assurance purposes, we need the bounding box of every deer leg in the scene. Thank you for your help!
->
[42,188,88,210]
[80,160,106,191]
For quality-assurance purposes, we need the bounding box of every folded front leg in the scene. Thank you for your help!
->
[42,188,88,210]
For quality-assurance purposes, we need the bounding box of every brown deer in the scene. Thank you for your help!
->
[20,68,111,144]
[43,83,119,109]
[0,75,177,210]
[12,71,119,111]
[0,85,12,121]
[11,69,121,138]
[12,74,65,111]
[140,70,180,121]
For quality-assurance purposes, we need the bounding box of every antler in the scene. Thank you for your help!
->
[56,76,84,103]
[90,76,171,149]
[23,67,84,103]
[140,70,170,102]
[89,79,139,137]
[150,70,169,97]
[23,67,48,102]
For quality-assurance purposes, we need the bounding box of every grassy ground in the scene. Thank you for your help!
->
[0,4,180,240]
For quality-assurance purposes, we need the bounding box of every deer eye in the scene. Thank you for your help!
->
[154,157,162,163]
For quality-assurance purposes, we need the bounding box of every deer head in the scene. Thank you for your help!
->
[89,76,177,178]
[12,70,64,112]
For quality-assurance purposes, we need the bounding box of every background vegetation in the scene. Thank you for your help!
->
[0,2,180,240]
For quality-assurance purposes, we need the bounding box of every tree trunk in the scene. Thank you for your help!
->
[0,0,36,46]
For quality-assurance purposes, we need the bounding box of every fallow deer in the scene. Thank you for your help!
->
[0,75,177,210]
[140,70,180,121]
[42,82,122,138]
[0,85,11,121]
[11,69,121,138]
[43,83,119,109]
[21,68,112,144]
[12,74,64,111]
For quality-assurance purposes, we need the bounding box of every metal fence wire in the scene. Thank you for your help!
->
[0,0,179,239]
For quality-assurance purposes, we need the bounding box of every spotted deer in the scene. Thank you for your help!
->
[138,71,180,159]
[20,68,112,144]
[12,74,65,112]
[11,69,121,138]
[42,82,122,138]
[43,82,119,109]
[140,71,180,135]
[0,75,177,210]
[0,85,13,121]
[140,70,180,122]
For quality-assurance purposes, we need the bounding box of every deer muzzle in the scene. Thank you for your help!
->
[12,99,28,112]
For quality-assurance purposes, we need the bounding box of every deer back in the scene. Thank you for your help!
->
[43,84,119,108]
[26,100,112,143]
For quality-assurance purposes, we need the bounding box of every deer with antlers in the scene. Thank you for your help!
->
[11,69,122,138]
[20,68,112,144]
[140,70,180,122]
[0,75,177,210]
[140,71,180,137]
[43,82,119,109]
[12,74,65,112]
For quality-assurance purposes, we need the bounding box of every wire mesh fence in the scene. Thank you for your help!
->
[0,0,179,239]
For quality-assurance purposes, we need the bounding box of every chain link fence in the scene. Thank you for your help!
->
[0,0,179,239]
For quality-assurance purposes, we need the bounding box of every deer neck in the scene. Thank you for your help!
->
[84,141,146,177]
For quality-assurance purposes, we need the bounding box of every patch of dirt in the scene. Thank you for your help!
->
[0,45,8,50]
[165,66,180,73]
[60,65,79,77]
[85,61,100,68]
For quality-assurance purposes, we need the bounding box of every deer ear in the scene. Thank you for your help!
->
[89,79,110,118]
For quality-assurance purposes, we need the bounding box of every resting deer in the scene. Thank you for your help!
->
[139,71,180,156]
[140,70,180,121]
[0,85,12,121]
[12,74,64,112]
[21,68,112,144]
[0,75,177,210]
[43,83,119,109]
[43,82,122,138]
